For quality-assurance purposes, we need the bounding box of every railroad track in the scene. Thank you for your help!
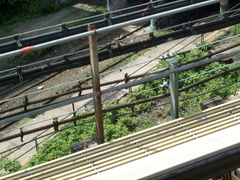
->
[0,1,238,169]
[0,24,146,131]
[1,99,239,180]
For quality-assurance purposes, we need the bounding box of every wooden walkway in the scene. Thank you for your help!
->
[1,99,240,180]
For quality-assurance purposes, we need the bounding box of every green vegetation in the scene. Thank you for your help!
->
[212,24,240,42]
[67,7,107,28]
[225,24,240,42]
[27,107,158,167]
[0,0,80,25]
[24,46,240,167]
[18,117,32,126]
[0,155,21,177]
[0,0,58,25]
[176,50,239,116]
[0,47,53,74]
[154,29,172,37]
[1,20,240,178]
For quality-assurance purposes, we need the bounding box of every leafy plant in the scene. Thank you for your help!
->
[0,155,21,176]
[0,0,60,25]
[18,117,32,126]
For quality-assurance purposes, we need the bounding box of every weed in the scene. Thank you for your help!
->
[18,117,32,126]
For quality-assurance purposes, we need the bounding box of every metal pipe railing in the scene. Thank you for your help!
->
[0,48,239,125]
[0,0,221,60]
[2,8,239,86]
[0,0,198,54]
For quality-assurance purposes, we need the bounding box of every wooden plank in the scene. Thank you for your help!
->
[88,24,104,144]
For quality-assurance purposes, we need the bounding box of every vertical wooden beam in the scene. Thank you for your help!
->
[88,25,104,144]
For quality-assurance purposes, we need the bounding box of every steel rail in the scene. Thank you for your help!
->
[0,0,221,60]
[0,68,167,115]
[1,39,239,116]
[1,68,239,142]
[0,0,204,54]
[0,49,239,125]
[1,77,239,144]
[1,99,239,180]
[1,12,240,86]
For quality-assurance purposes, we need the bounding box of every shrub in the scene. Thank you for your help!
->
[0,155,21,176]
[0,0,60,24]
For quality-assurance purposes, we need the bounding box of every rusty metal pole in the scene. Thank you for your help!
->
[88,25,104,144]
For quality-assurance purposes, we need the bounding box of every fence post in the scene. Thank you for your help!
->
[167,59,179,120]
[72,103,76,117]
[35,138,39,151]
[88,25,104,144]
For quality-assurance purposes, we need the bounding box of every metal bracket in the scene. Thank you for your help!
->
[147,2,154,15]
[187,22,196,35]
[124,73,132,92]
[53,117,59,131]
[72,103,76,117]
[207,51,213,58]
[124,73,129,84]
[107,43,113,58]
[16,66,24,82]
[105,14,112,26]
[201,34,204,43]
[23,95,28,111]
[117,42,122,54]
[35,138,39,151]
[191,25,196,35]
[149,32,156,46]
[223,14,229,23]
[61,23,68,33]
[46,62,52,72]
[20,128,24,142]
[183,21,194,35]
[64,56,70,69]
[13,34,22,48]
[131,105,134,114]
[77,81,84,97]
[160,80,170,89]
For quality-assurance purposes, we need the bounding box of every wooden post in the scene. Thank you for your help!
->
[88,25,104,144]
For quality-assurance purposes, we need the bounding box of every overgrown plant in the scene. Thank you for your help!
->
[0,155,21,177]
